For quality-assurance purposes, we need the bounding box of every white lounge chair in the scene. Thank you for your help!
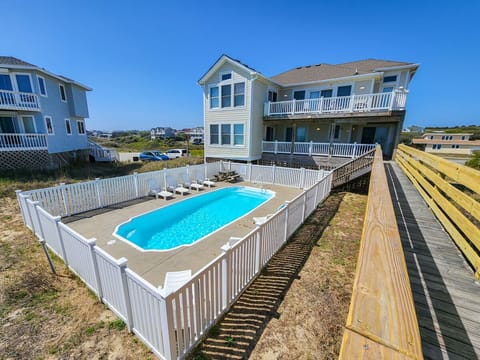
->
[148,179,173,200]
[253,214,273,225]
[253,203,287,225]
[159,269,192,296]
[182,173,204,191]
[166,175,190,196]
[195,171,216,188]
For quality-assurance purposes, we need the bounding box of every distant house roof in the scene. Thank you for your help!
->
[271,59,418,86]
[0,56,91,91]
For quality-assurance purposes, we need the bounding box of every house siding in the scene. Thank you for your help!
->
[203,63,251,160]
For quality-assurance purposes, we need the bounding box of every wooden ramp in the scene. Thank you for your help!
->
[385,162,480,360]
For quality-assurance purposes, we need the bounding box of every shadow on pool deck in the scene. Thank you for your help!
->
[66,181,303,287]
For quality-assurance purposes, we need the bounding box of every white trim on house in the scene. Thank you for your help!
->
[208,122,246,148]
[374,64,420,72]
[37,75,48,97]
[10,72,34,93]
[65,118,72,135]
[0,63,92,91]
[19,115,36,133]
[59,84,67,102]
[76,119,86,135]
[44,116,54,135]
[280,72,383,88]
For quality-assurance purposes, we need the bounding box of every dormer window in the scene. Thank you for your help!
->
[383,75,397,83]
[221,73,232,81]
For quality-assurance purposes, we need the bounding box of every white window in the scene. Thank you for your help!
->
[234,82,245,107]
[233,124,244,145]
[65,119,72,135]
[21,116,36,133]
[59,84,67,102]
[77,119,86,135]
[209,86,219,108]
[221,73,232,81]
[383,75,397,83]
[221,85,231,108]
[221,124,231,144]
[37,76,47,96]
[209,123,245,146]
[210,124,219,144]
[44,116,54,135]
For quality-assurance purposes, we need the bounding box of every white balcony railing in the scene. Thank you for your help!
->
[0,90,41,111]
[263,141,376,158]
[0,133,47,151]
[264,90,408,116]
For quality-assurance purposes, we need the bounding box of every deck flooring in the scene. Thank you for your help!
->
[385,162,480,360]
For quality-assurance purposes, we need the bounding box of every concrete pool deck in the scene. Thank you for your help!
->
[66,181,303,288]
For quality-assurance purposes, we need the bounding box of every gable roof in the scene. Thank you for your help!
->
[271,58,418,86]
[0,56,91,91]
[198,54,271,85]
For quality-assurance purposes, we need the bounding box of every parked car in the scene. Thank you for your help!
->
[165,149,188,159]
[139,151,169,161]
[192,138,203,145]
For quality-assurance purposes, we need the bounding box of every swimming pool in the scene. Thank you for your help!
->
[114,186,274,251]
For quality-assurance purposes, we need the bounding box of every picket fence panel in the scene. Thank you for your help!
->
[275,166,302,187]
[286,194,305,238]
[126,269,172,360]
[228,230,258,300]
[94,247,130,324]
[36,206,64,259]
[58,222,99,295]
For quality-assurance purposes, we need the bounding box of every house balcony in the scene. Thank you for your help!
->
[263,141,376,158]
[0,90,41,112]
[264,90,407,119]
[0,133,48,151]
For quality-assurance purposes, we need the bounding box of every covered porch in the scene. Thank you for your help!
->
[263,117,403,159]
[0,114,47,151]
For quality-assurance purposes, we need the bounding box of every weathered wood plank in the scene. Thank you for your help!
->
[396,156,480,275]
[340,147,423,359]
[340,329,413,359]
[386,162,480,359]
[397,144,480,195]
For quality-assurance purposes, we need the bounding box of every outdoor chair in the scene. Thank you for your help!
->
[148,179,173,200]
[182,173,204,191]
[166,175,190,196]
[195,171,216,188]
[159,269,192,297]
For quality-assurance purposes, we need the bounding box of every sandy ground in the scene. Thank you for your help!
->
[1,191,366,359]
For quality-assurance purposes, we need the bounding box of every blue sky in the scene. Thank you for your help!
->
[1,0,479,131]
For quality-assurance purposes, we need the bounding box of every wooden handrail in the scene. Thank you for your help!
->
[396,144,480,277]
[339,145,423,359]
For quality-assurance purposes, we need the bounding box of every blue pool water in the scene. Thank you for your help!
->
[114,186,274,251]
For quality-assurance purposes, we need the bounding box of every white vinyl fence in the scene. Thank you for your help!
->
[16,162,332,360]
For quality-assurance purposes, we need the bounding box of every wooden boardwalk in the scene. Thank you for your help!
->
[385,162,480,360]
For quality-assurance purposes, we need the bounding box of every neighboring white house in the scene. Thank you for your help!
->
[150,127,175,139]
[198,55,419,163]
[412,132,480,155]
